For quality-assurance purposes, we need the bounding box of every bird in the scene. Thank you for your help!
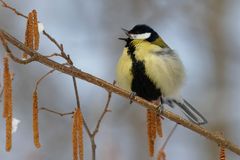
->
[116,24,207,125]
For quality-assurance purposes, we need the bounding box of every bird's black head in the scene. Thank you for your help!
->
[127,24,159,42]
[119,24,168,48]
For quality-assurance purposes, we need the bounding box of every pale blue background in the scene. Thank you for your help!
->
[0,0,240,159]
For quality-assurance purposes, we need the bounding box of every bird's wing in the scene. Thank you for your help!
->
[154,48,175,55]
[143,48,185,97]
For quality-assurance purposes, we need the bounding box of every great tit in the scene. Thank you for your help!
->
[116,24,207,125]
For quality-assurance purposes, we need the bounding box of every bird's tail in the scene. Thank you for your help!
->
[164,98,208,125]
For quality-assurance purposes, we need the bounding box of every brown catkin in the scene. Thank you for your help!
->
[23,11,34,59]
[5,101,12,152]
[219,145,226,160]
[72,108,84,160]
[33,91,41,148]
[27,11,34,49]
[157,149,166,160]
[149,139,155,157]
[156,115,163,137]
[147,109,156,157]
[151,111,157,140]
[3,55,11,118]
[3,55,13,151]
[72,109,78,160]
[77,108,84,160]
[32,9,39,50]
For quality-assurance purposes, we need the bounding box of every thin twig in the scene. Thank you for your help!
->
[92,91,112,136]
[38,19,111,160]
[1,30,240,156]
[90,82,114,160]
[41,25,93,141]
[34,63,69,91]
[39,107,74,117]
[42,30,72,64]
[0,34,38,64]
[1,2,106,160]
[0,0,70,63]
[43,28,92,137]
[72,77,81,109]
[71,76,92,138]
[8,52,38,64]
[35,69,55,91]
[92,81,114,136]
[161,123,178,150]
[0,0,28,19]
[43,30,63,52]
[43,31,91,138]
[44,53,62,58]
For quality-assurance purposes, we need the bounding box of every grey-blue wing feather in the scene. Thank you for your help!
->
[163,98,208,125]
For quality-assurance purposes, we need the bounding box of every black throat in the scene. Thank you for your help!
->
[127,43,161,101]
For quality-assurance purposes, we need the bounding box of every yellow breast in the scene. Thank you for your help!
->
[116,48,133,91]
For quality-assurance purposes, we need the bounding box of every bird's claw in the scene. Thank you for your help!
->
[156,104,164,116]
[129,92,136,104]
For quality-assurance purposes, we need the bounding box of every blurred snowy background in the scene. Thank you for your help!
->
[0,0,240,159]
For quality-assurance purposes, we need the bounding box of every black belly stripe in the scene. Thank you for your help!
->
[127,43,161,101]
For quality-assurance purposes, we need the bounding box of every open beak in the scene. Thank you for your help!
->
[118,28,130,41]
[121,28,130,36]
[118,37,128,41]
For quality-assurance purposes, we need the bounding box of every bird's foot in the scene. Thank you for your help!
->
[156,104,164,117]
[129,92,136,104]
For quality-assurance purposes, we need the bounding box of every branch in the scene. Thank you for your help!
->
[71,76,92,138]
[8,52,38,64]
[41,25,94,152]
[35,69,55,91]
[0,0,28,19]
[42,30,72,64]
[39,107,74,117]
[161,123,178,150]
[44,53,62,58]
[43,30,62,52]
[92,82,114,136]
[41,28,92,138]
[0,32,37,64]
[42,26,106,160]
[1,29,240,156]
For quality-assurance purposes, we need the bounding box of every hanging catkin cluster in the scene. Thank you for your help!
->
[157,149,166,160]
[147,108,163,157]
[72,108,84,160]
[3,55,13,152]
[219,145,226,160]
[23,9,39,59]
[32,90,41,148]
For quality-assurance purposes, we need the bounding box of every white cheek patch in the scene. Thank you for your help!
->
[130,32,151,39]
